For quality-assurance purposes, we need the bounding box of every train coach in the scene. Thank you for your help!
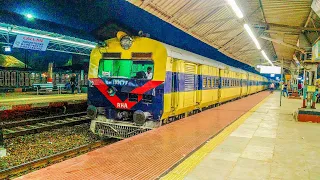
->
[87,31,269,139]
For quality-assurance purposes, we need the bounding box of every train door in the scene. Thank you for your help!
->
[239,74,242,97]
[184,62,197,108]
[197,65,203,105]
[218,69,222,102]
[171,58,179,111]
[246,73,249,95]
[162,57,173,118]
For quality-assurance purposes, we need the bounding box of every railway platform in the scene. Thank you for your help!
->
[0,93,87,120]
[17,91,320,180]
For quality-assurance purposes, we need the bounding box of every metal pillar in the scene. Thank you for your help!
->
[47,62,53,83]
[302,63,318,109]
[280,58,283,106]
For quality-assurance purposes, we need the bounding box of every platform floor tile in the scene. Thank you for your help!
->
[18,92,269,180]
[183,92,320,180]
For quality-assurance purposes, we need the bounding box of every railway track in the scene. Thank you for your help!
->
[0,141,105,179]
[0,112,90,138]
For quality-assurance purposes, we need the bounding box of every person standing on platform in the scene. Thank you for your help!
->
[282,83,288,97]
[270,83,275,93]
[70,74,76,94]
[301,81,304,95]
[298,82,302,95]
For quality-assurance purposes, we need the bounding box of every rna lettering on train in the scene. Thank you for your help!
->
[116,102,128,109]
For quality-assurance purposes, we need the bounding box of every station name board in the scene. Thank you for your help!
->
[13,35,50,51]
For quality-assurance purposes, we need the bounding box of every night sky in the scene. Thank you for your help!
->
[0,0,260,74]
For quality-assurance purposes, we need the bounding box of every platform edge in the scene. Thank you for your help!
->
[160,93,271,180]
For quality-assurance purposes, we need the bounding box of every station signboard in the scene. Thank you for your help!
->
[259,65,281,74]
[312,40,320,61]
[13,35,50,51]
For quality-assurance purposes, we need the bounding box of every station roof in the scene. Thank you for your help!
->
[0,54,27,68]
[128,0,320,69]
[1,0,318,72]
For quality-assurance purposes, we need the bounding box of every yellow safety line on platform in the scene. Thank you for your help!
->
[0,94,87,103]
[161,94,271,180]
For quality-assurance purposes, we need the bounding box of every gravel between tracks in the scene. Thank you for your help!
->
[0,123,100,170]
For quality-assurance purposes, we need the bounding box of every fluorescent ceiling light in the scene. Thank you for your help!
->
[227,0,244,18]
[244,24,261,50]
[10,29,96,48]
[0,27,96,48]
[261,50,274,66]
[0,27,8,31]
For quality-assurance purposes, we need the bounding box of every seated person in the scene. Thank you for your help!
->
[135,71,147,79]
[65,82,71,90]
[145,67,153,80]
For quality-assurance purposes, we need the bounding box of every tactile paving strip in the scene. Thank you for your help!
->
[18,92,269,180]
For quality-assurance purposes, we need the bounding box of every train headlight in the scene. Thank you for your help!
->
[107,86,117,96]
[117,31,133,50]
[120,36,133,50]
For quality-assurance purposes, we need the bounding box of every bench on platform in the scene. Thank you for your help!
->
[32,83,66,95]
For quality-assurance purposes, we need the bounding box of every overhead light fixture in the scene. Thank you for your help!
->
[10,29,96,48]
[244,24,261,50]
[226,0,244,18]
[261,50,274,66]
[25,14,34,20]
[3,46,12,52]
[0,27,8,32]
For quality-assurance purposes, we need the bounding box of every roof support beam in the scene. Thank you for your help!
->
[206,27,239,36]
[310,18,319,36]
[197,17,236,25]
[239,49,259,53]
[253,21,320,31]
[168,0,199,22]
[187,3,228,13]
[188,7,223,31]
[264,30,300,35]
[220,32,248,51]
[260,36,305,53]
[140,0,153,8]
[304,10,313,28]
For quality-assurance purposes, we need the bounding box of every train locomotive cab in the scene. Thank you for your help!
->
[88,32,167,139]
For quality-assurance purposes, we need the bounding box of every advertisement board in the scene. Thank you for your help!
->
[13,35,50,51]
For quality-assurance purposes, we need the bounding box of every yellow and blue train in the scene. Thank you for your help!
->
[88,31,269,139]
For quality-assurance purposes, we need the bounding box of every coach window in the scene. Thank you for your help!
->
[203,77,207,88]
[208,78,211,88]
[212,77,215,88]
[98,59,154,79]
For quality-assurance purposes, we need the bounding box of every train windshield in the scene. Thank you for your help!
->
[98,59,154,79]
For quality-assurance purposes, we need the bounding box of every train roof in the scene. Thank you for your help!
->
[162,43,247,74]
